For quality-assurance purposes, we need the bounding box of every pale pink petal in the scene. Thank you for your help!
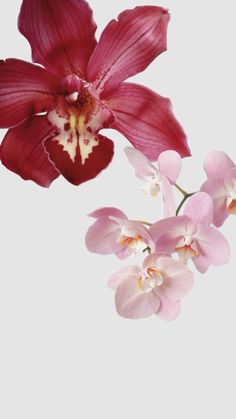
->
[87,6,169,96]
[201,179,228,227]
[89,207,127,220]
[157,255,194,300]
[192,255,211,274]
[150,216,187,248]
[161,176,176,217]
[108,265,140,290]
[85,217,121,255]
[143,254,194,300]
[211,197,228,227]
[112,219,155,251]
[155,288,180,321]
[194,225,231,272]
[115,277,160,319]
[204,151,235,179]
[115,247,133,260]
[183,192,213,226]
[201,178,227,199]
[158,150,182,184]
[124,147,157,180]
[105,83,190,160]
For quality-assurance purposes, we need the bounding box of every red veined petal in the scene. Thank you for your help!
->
[18,0,97,78]
[87,6,169,97]
[0,59,59,128]
[0,116,59,187]
[105,83,190,159]
[44,133,114,186]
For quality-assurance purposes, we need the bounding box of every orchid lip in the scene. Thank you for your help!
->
[175,244,198,264]
[137,267,164,293]
[118,234,146,254]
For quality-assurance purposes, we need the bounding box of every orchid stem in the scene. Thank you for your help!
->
[174,183,189,197]
[138,220,152,227]
[176,193,195,216]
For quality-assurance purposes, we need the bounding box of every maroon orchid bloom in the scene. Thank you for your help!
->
[0,0,190,187]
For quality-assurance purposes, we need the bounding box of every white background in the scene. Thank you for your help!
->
[0,1,235,418]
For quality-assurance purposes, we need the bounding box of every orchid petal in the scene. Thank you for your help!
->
[150,216,187,244]
[204,151,235,179]
[144,253,194,300]
[183,192,213,226]
[124,147,157,180]
[89,207,127,220]
[108,265,140,290]
[155,288,180,321]
[0,116,59,187]
[201,178,228,227]
[18,0,97,78]
[115,276,160,319]
[113,218,154,250]
[87,6,169,96]
[45,133,114,185]
[85,216,121,255]
[194,225,231,273]
[0,59,58,128]
[161,176,176,217]
[106,83,190,160]
[158,150,182,184]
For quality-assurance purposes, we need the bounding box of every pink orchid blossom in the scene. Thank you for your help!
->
[85,207,154,259]
[201,151,236,227]
[125,147,181,216]
[150,192,230,273]
[108,253,194,320]
[0,0,190,187]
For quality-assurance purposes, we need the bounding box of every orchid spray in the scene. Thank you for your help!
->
[0,1,234,321]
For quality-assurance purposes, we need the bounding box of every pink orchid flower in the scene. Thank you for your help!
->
[125,147,181,216]
[150,192,230,273]
[108,253,194,320]
[85,207,154,259]
[201,151,236,227]
[0,0,190,187]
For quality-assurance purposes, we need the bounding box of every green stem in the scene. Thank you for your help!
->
[138,220,152,227]
[174,183,189,197]
[176,193,195,216]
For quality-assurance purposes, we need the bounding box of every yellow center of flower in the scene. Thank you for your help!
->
[175,244,198,264]
[227,198,236,215]
[118,235,145,253]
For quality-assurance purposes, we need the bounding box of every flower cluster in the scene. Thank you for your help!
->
[0,1,234,321]
[86,149,233,320]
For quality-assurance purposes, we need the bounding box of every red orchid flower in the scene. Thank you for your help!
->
[0,0,190,187]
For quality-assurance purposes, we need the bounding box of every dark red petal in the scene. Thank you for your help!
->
[18,0,97,78]
[87,6,169,97]
[44,134,114,186]
[0,59,59,128]
[105,83,190,159]
[0,116,59,187]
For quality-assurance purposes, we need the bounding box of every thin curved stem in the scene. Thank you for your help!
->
[176,193,196,216]
[174,183,188,197]
[138,220,152,227]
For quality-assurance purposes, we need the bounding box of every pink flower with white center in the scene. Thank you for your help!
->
[108,253,194,320]
[125,147,182,216]
[150,192,230,273]
[85,207,154,259]
[201,151,236,227]
[0,0,190,187]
